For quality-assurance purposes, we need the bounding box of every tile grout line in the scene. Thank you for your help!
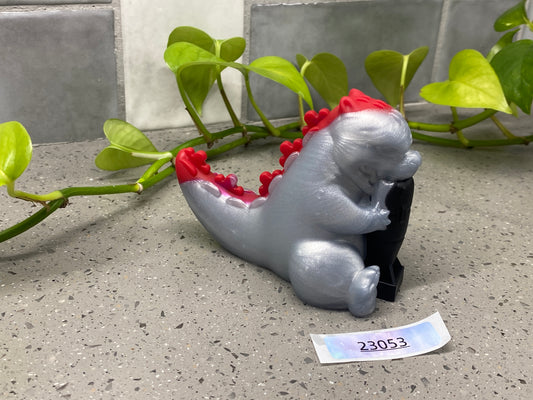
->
[430,0,450,83]
[0,3,114,13]
[111,0,126,121]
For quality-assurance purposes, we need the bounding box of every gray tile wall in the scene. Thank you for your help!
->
[434,0,521,80]
[0,0,530,143]
[248,0,442,118]
[247,0,528,120]
[0,1,110,4]
[0,2,118,143]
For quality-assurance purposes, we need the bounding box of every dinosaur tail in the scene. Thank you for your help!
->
[175,147,268,264]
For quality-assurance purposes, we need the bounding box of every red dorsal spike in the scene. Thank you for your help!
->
[293,138,303,152]
[302,89,393,133]
[302,108,331,135]
[259,171,273,185]
[278,138,303,167]
[233,186,244,196]
[318,108,330,119]
[176,147,261,202]
[279,140,295,157]
[258,169,284,196]
[190,150,207,166]
[338,96,356,114]
[304,110,319,127]
[175,147,202,181]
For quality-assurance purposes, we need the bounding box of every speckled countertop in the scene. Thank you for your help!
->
[1,108,532,399]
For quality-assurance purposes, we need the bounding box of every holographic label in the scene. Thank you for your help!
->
[310,312,451,364]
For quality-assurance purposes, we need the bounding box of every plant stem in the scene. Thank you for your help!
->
[137,157,173,184]
[453,109,498,130]
[205,128,301,159]
[451,107,470,147]
[408,120,450,132]
[136,128,262,184]
[10,188,63,203]
[213,43,241,130]
[297,96,305,128]
[243,73,280,136]
[0,198,66,242]
[398,55,408,117]
[175,65,213,144]
[408,108,498,133]
[130,151,173,160]
[298,61,311,126]
[399,86,406,117]
[6,180,63,203]
[0,183,142,243]
[490,115,530,144]
[408,107,532,147]
[216,78,245,135]
[0,121,302,243]
[411,130,533,147]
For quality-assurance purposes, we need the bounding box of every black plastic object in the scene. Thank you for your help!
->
[365,178,415,302]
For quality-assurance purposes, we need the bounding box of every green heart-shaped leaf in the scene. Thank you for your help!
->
[218,37,246,62]
[167,26,215,52]
[298,53,348,108]
[420,49,512,113]
[102,119,158,152]
[248,56,313,108]
[180,65,218,115]
[491,39,533,114]
[95,119,162,171]
[296,54,307,70]
[95,147,157,171]
[166,30,246,116]
[0,121,32,187]
[166,45,313,109]
[494,0,528,32]
[365,47,428,107]
[165,42,225,115]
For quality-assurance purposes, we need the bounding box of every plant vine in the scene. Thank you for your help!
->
[1,0,531,243]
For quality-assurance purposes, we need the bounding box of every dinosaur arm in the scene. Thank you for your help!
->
[312,181,392,235]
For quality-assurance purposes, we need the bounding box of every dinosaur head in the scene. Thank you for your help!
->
[304,89,421,193]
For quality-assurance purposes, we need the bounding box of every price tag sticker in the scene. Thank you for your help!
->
[310,312,451,364]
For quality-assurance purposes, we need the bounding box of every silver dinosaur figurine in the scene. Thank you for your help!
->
[175,89,421,317]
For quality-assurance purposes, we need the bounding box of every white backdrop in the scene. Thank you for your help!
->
[121,0,245,130]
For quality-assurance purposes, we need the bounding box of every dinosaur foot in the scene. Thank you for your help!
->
[347,265,380,317]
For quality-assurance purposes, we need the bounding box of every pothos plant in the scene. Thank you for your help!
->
[366,0,533,147]
[0,0,532,243]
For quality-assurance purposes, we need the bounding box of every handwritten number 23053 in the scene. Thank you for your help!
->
[358,337,408,352]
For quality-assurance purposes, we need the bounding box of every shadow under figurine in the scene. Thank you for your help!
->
[175,89,421,317]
